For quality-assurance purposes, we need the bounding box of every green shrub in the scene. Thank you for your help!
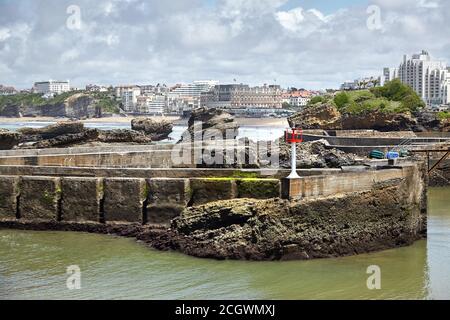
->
[308,96,324,105]
[333,92,350,109]
[370,79,425,112]
[437,111,450,120]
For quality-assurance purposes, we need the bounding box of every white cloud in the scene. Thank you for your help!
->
[0,0,449,90]
[60,49,80,63]
[417,0,440,8]
[0,28,11,41]
[276,8,305,32]
[275,7,336,37]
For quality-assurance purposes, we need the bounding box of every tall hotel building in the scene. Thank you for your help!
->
[385,51,450,107]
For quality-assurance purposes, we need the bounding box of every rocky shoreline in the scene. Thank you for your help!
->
[0,118,173,149]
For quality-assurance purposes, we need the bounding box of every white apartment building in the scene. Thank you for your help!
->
[115,85,141,112]
[34,80,70,95]
[136,94,166,115]
[290,96,310,107]
[167,81,218,112]
[85,84,109,92]
[387,51,450,106]
[171,81,218,99]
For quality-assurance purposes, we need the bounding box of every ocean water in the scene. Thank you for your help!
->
[0,188,449,300]
[0,121,286,143]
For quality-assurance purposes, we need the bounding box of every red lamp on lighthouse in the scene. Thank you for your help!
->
[285,128,303,179]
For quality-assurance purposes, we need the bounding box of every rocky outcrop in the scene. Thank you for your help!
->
[15,121,152,149]
[415,111,450,132]
[287,103,450,132]
[25,129,99,149]
[288,103,341,130]
[143,173,426,260]
[97,129,151,144]
[18,122,85,141]
[278,138,360,168]
[0,93,101,118]
[341,110,418,132]
[0,129,21,150]
[131,118,173,141]
[179,108,239,142]
[63,93,100,119]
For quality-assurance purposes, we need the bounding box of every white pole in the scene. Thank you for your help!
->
[287,141,300,179]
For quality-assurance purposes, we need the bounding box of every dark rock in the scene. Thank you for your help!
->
[0,129,21,150]
[341,110,418,132]
[16,121,152,148]
[98,129,151,144]
[18,121,85,141]
[415,111,450,132]
[131,118,173,141]
[179,107,239,143]
[142,176,426,260]
[278,138,360,168]
[26,129,99,149]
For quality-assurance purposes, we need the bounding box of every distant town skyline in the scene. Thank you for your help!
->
[1,0,450,90]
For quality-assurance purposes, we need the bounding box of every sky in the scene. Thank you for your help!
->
[0,0,449,90]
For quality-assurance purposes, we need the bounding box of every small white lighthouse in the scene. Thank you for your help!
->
[285,128,303,179]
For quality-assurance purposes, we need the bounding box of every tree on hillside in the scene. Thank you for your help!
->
[370,79,425,112]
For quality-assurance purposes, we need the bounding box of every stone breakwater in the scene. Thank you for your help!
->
[0,161,428,261]
[145,163,428,260]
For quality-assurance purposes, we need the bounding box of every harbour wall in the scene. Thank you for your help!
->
[0,163,426,226]
[0,175,281,224]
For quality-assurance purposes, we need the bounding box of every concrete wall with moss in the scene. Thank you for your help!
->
[0,175,281,224]
[0,164,426,227]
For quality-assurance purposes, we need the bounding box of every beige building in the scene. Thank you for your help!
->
[201,84,282,109]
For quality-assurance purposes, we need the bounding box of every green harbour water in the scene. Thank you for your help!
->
[0,188,449,300]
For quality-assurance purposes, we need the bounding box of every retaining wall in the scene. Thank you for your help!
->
[0,175,281,225]
[281,164,425,199]
[0,165,341,179]
[0,164,422,226]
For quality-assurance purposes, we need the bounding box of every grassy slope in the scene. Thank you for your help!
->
[0,91,120,113]
[308,79,426,116]
[342,90,402,114]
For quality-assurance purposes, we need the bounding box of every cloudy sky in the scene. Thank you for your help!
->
[0,0,449,89]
